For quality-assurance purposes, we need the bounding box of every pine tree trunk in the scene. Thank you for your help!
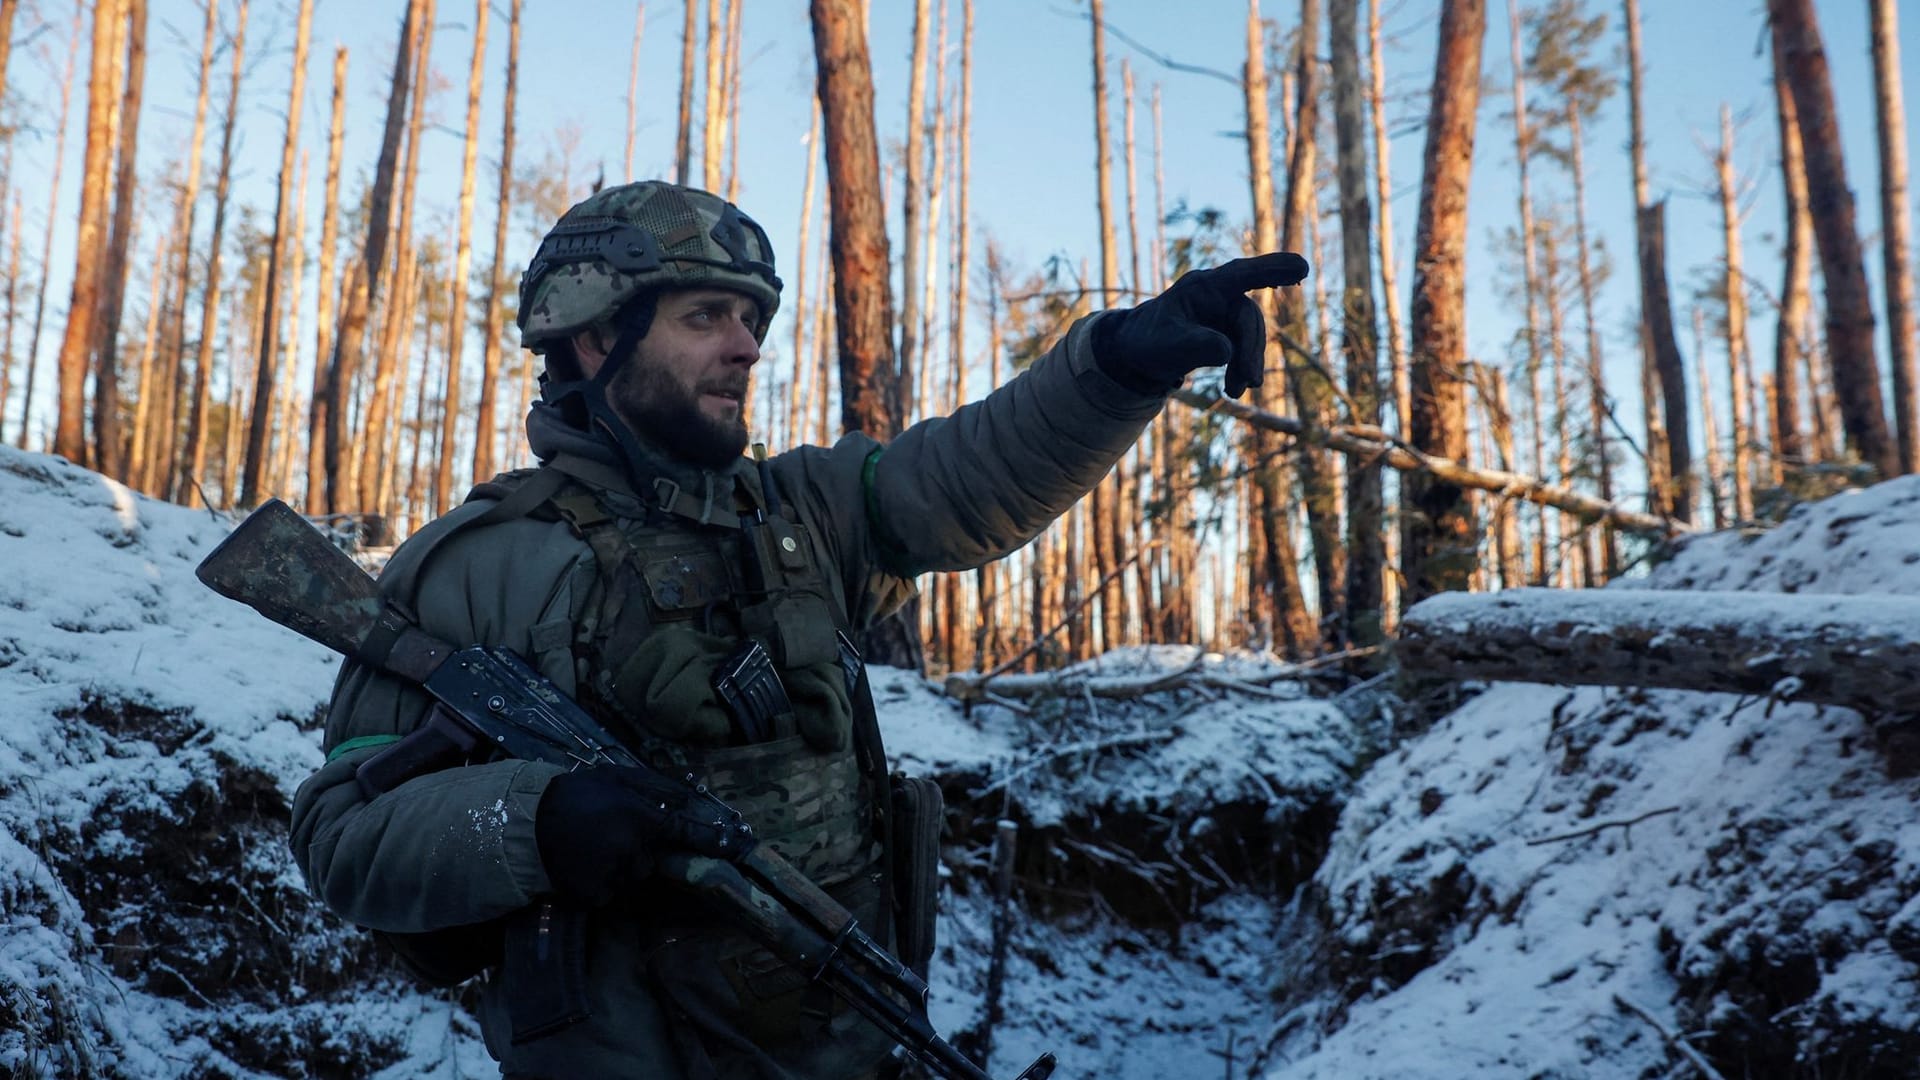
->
[1542,223,1580,585]
[1768,0,1895,478]
[1715,105,1754,521]
[436,0,488,518]
[149,0,217,496]
[789,99,820,448]
[810,0,899,439]
[185,0,248,507]
[18,0,83,454]
[2,197,20,448]
[1402,0,1485,608]
[702,0,722,192]
[0,0,17,108]
[327,0,420,515]
[474,0,520,487]
[1773,35,1809,469]
[306,45,347,512]
[1329,0,1384,648]
[361,0,433,527]
[899,0,928,431]
[1567,106,1618,578]
[625,2,644,181]
[723,0,742,202]
[53,0,125,464]
[676,0,695,186]
[1366,0,1408,440]
[1870,0,1916,474]
[1695,306,1727,529]
[240,0,310,506]
[124,222,169,484]
[274,151,309,499]
[811,0,916,669]
[1477,364,1524,588]
[1277,0,1344,645]
[1089,0,1123,652]
[1506,0,1548,582]
[1244,0,1315,653]
[95,0,145,480]
[1622,0,1689,521]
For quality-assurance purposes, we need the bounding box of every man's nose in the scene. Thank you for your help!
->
[726,318,761,366]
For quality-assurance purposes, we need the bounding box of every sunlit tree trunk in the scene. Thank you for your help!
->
[149,0,217,495]
[675,0,695,186]
[1565,104,1616,576]
[1365,0,1408,440]
[124,223,169,484]
[306,45,347,512]
[1505,0,1547,582]
[18,0,82,453]
[185,0,248,507]
[898,0,929,431]
[1330,0,1383,645]
[328,0,420,514]
[362,0,433,525]
[1694,306,1727,529]
[1772,34,1809,471]
[95,0,145,480]
[1,197,20,448]
[1869,0,1916,474]
[1088,0,1123,652]
[1714,104,1754,521]
[1402,0,1484,607]
[1244,0,1315,652]
[435,0,488,517]
[53,0,125,464]
[702,0,722,192]
[1768,0,1895,477]
[625,2,644,180]
[474,0,520,486]
[240,0,310,506]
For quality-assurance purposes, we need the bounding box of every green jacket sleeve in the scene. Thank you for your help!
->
[287,504,593,934]
[775,310,1164,629]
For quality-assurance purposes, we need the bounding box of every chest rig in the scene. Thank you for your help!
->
[473,456,883,891]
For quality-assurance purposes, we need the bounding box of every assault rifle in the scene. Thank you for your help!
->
[197,499,1057,1080]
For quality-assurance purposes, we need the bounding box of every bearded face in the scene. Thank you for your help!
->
[605,340,752,469]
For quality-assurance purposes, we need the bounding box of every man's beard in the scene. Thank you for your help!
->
[607,358,750,470]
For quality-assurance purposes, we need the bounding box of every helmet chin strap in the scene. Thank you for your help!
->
[541,306,670,485]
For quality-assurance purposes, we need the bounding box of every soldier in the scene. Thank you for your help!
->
[288,180,1306,1079]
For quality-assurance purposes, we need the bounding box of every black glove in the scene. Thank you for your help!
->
[1092,251,1310,399]
[534,766,737,906]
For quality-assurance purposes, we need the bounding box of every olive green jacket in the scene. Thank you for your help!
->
[287,313,1162,1077]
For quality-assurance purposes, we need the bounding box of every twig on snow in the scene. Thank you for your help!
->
[1525,806,1681,848]
[1612,994,1728,1080]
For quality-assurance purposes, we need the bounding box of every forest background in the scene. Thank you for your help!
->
[2,0,1915,672]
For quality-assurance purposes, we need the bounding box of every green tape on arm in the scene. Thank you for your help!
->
[325,733,404,764]
[861,446,914,575]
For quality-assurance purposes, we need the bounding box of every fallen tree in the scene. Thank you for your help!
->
[1173,389,1684,538]
[1396,587,1920,715]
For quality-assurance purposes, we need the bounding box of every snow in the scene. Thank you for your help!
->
[7,441,1920,1078]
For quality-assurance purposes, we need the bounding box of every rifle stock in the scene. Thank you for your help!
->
[197,500,1057,1080]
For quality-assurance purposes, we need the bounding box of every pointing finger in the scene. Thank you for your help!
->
[1197,252,1311,293]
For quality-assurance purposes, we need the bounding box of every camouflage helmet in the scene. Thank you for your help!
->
[516,181,781,350]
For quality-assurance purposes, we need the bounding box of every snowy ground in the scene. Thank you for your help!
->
[1264,479,1920,1079]
[8,438,1918,1079]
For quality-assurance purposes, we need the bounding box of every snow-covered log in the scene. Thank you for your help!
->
[1397,587,1920,714]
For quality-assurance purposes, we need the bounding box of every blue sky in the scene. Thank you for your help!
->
[4,0,1917,494]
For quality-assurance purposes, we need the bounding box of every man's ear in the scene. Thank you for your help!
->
[570,327,609,379]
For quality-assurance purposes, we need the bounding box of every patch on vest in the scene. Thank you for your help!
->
[641,550,733,612]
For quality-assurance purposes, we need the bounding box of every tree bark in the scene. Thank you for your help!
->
[1869,0,1916,475]
[703,0,722,192]
[184,0,248,507]
[1506,0,1548,581]
[1694,306,1727,529]
[95,0,144,480]
[1401,0,1486,608]
[18,0,82,454]
[1365,0,1408,440]
[1621,0,1685,520]
[1243,0,1315,653]
[1715,105,1753,521]
[625,2,644,180]
[1634,199,1693,522]
[810,0,899,440]
[1768,0,1895,478]
[148,0,217,496]
[436,0,488,518]
[306,45,348,513]
[52,0,124,464]
[1398,587,1920,718]
[1330,0,1384,648]
[1772,34,1809,468]
[474,0,520,487]
[327,0,418,515]
[241,0,311,507]
[1088,0,1123,652]
[676,0,695,186]
[1565,106,1617,578]
[898,0,929,432]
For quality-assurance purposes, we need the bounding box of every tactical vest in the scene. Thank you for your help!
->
[382,453,937,1076]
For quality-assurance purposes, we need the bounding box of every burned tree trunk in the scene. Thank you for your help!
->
[95,0,145,481]
[185,0,249,508]
[437,0,489,517]
[1773,32,1809,469]
[53,0,124,465]
[306,45,347,514]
